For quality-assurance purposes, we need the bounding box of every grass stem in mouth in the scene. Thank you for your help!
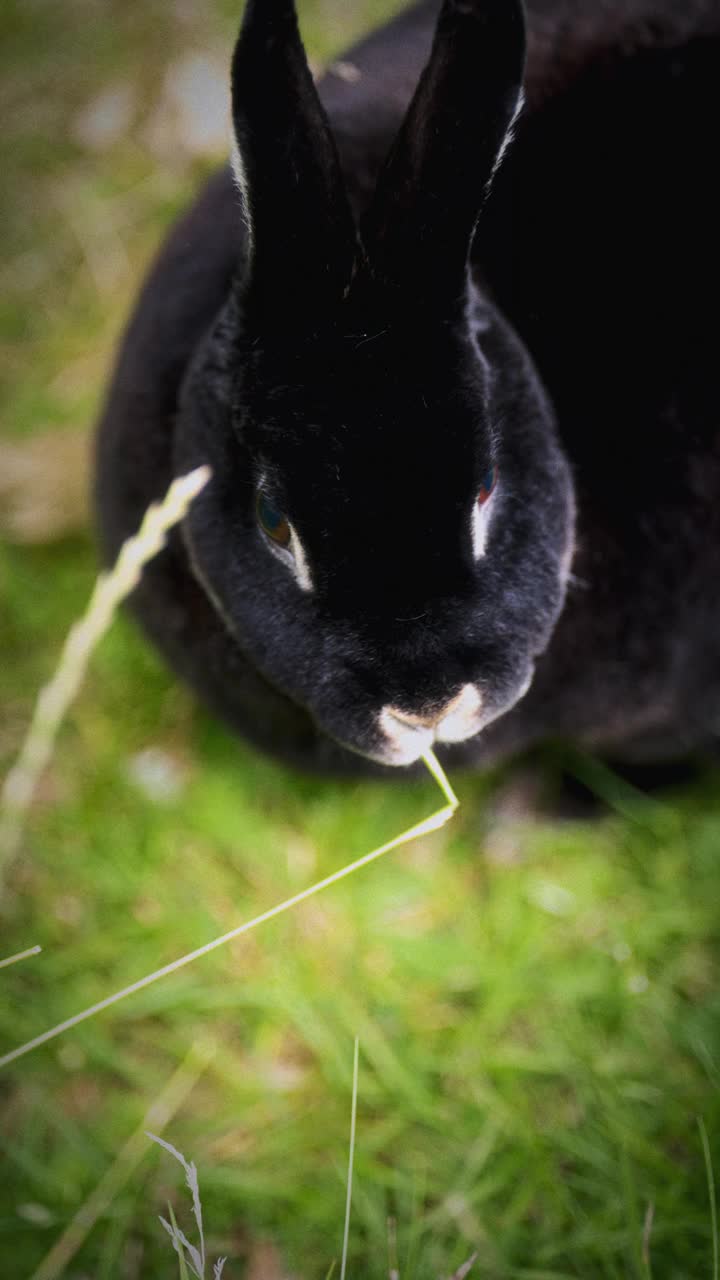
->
[0,750,458,1069]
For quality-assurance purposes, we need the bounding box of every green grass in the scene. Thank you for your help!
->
[1,2,719,1277]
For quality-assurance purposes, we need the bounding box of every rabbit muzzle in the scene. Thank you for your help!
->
[378,683,485,766]
[372,656,537,766]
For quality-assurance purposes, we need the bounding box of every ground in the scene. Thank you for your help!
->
[0,1,718,1277]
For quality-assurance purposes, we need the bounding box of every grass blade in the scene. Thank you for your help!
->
[421,749,459,810]
[699,1116,719,1280]
[164,1203,193,1280]
[340,1037,360,1280]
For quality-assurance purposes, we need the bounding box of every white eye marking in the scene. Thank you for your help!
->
[256,469,314,592]
[288,523,314,593]
[471,490,497,559]
[259,515,315,594]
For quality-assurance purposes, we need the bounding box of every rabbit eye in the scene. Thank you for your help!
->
[478,465,498,505]
[257,492,291,548]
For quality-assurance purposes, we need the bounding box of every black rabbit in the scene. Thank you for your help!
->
[96,0,720,776]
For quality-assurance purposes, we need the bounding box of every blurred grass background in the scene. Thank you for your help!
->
[0,1,719,1277]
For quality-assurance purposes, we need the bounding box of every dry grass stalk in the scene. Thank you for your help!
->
[149,1130,227,1279]
[0,465,212,872]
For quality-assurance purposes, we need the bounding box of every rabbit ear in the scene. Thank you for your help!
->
[231,0,357,328]
[362,0,526,311]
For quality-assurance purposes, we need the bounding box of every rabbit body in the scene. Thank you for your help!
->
[96,0,720,775]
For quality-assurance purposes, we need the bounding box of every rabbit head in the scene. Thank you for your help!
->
[176,0,576,767]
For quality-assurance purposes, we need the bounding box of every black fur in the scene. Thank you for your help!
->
[96,0,720,776]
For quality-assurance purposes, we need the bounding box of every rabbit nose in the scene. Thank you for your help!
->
[378,686,483,765]
[379,686,484,764]
[388,687,477,730]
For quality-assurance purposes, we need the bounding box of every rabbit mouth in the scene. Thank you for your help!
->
[379,685,484,765]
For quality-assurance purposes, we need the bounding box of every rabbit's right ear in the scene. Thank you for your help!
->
[231,0,357,330]
[363,0,526,312]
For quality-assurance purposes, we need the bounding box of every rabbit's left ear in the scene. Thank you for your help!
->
[231,0,357,329]
[363,0,526,312]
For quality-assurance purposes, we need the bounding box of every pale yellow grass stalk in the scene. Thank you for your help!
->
[29,1038,216,1280]
[0,748,457,1070]
[0,944,42,970]
[0,465,211,872]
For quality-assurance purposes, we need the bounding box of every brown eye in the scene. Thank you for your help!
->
[257,492,291,548]
[478,465,498,505]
